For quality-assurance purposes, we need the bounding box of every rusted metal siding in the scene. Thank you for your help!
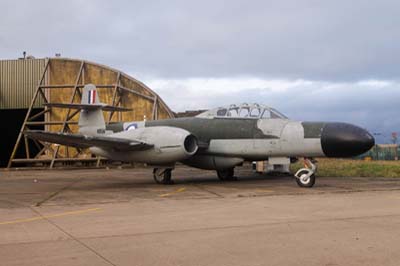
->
[0,59,46,109]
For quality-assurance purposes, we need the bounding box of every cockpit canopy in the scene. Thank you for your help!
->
[196,103,288,119]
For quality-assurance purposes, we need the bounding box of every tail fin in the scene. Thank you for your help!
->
[78,84,106,135]
[43,84,131,135]
[81,84,100,105]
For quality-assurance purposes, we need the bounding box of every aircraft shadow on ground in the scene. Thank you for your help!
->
[70,172,294,190]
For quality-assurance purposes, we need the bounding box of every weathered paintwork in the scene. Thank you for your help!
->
[90,126,197,165]
[105,113,373,170]
[103,116,327,169]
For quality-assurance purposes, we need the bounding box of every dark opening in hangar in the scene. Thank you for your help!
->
[0,109,44,167]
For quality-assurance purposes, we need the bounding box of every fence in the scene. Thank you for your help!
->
[361,144,399,160]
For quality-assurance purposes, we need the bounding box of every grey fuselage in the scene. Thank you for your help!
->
[146,118,323,160]
[105,116,374,170]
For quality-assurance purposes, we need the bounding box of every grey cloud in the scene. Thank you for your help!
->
[1,0,400,80]
[1,1,398,142]
[153,80,399,143]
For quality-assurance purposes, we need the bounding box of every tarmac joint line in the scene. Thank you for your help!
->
[0,207,101,226]
[35,177,83,207]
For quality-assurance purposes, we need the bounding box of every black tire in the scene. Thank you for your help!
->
[153,168,173,184]
[217,168,236,181]
[295,170,316,188]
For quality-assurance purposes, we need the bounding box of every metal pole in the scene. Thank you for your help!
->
[152,96,158,120]
[107,72,121,123]
[50,61,84,168]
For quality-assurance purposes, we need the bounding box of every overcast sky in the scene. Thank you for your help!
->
[1,0,399,142]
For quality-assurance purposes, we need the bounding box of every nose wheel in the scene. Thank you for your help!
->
[294,158,317,188]
[153,168,174,184]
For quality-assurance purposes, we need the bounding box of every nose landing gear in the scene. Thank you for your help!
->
[294,158,317,188]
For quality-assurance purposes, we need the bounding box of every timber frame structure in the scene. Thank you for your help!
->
[7,58,174,169]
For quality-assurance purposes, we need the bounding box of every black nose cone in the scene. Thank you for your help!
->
[321,123,375,157]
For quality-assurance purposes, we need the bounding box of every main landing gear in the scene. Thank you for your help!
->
[216,168,237,181]
[294,158,317,188]
[153,168,174,184]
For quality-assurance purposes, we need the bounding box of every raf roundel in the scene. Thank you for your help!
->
[126,123,138,131]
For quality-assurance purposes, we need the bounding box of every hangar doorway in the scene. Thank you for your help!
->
[0,108,44,167]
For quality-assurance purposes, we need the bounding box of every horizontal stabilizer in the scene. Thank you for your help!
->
[25,130,153,151]
[44,103,131,112]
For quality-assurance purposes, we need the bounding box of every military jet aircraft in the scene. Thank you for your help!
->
[25,84,375,188]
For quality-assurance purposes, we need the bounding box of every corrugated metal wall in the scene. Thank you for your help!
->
[0,59,46,109]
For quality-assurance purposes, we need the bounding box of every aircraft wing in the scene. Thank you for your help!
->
[24,130,153,151]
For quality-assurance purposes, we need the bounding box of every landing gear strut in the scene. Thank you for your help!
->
[153,168,174,184]
[217,168,237,181]
[294,158,317,188]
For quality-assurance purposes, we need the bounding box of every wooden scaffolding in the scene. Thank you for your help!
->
[7,58,174,169]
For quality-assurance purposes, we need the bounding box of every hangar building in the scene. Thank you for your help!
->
[0,57,174,168]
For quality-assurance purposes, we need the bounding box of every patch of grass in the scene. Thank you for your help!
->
[290,158,400,178]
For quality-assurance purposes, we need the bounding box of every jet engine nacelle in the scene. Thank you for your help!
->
[90,126,198,165]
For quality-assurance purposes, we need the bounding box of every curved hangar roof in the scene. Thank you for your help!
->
[197,103,288,119]
[45,58,175,133]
